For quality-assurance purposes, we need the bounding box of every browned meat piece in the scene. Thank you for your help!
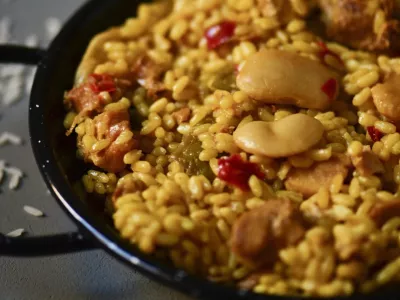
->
[319,0,400,51]
[81,110,137,173]
[66,79,105,115]
[65,73,130,116]
[372,73,400,121]
[285,155,351,197]
[172,107,191,124]
[351,146,384,176]
[230,198,305,268]
[369,199,400,226]
[65,75,134,137]
[132,55,166,97]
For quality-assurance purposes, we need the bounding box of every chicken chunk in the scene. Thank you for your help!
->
[172,107,191,125]
[132,55,166,97]
[80,110,137,173]
[230,198,305,268]
[319,0,400,51]
[65,73,127,116]
[66,77,107,115]
[351,146,384,176]
[372,72,400,121]
[369,198,400,226]
[285,155,351,197]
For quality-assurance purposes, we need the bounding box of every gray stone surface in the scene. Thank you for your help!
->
[0,1,193,299]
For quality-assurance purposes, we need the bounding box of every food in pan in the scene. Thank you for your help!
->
[63,0,400,297]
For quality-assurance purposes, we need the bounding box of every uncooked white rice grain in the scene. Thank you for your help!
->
[25,67,36,95]
[0,160,5,183]
[5,165,23,190]
[44,17,61,41]
[8,174,21,190]
[0,132,23,146]
[6,228,25,237]
[0,17,12,43]
[23,205,45,217]
[5,165,23,177]
[2,75,23,106]
[24,33,39,47]
[0,80,4,97]
[0,65,25,78]
[0,162,23,189]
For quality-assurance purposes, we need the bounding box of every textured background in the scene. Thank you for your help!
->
[0,0,192,299]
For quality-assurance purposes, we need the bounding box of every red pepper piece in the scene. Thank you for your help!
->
[205,21,236,50]
[321,78,337,101]
[88,73,116,94]
[367,126,383,142]
[218,154,264,191]
[317,41,343,65]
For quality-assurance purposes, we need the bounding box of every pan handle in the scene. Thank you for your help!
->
[0,232,96,256]
[0,44,97,256]
[0,45,46,65]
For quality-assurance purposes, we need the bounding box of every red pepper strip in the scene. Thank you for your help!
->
[367,126,383,142]
[218,154,264,191]
[88,73,116,94]
[321,78,337,101]
[205,21,236,50]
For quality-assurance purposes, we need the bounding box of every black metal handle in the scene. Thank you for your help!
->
[0,232,96,256]
[0,45,46,64]
[0,44,97,256]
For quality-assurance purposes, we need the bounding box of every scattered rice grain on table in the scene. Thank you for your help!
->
[23,205,44,217]
[7,171,21,190]
[0,11,59,193]
[0,132,23,146]
[0,160,24,190]
[63,0,400,297]
[0,160,5,183]
[6,228,25,237]
[0,16,11,44]
[44,17,61,41]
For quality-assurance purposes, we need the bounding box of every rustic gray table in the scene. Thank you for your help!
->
[0,1,193,299]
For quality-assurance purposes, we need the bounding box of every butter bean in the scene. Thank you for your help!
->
[236,49,339,110]
[233,114,324,157]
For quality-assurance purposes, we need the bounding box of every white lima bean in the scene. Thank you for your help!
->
[233,113,324,157]
[236,49,339,110]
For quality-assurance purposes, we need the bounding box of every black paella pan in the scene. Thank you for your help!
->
[0,0,398,299]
